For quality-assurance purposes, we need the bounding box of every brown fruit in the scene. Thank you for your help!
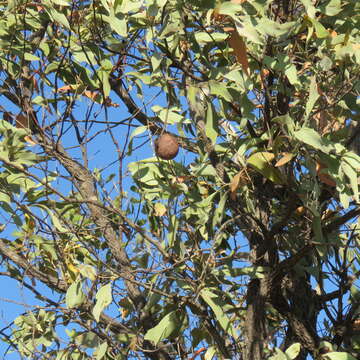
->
[155,133,179,160]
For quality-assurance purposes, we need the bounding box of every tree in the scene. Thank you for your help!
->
[0,0,359,359]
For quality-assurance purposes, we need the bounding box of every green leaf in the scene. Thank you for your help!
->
[0,192,10,204]
[24,53,40,61]
[339,191,350,209]
[151,52,163,72]
[263,55,299,85]
[95,341,108,360]
[196,191,218,209]
[204,346,217,360]
[235,17,264,45]
[128,159,163,187]
[284,62,300,85]
[205,103,218,143]
[107,13,127,37]
[247,152,285,184]
[301,0,316,18]
[75,332,101,348]
[77,264,97,281]
[341,161,359,202]
[144,310,180,345]
[343,151,360,169]
[223,69,249,92]
[268,348,288,360]
[305,76,320,119]
[213,192,227,228]
[320,0,342,16]
[285,343,301,359]
[151,106,183,124]
[194,32,228,44]
[92,283,112,322]
[209,81,233,102]
[213,265,267,279]
[257,18,296,38]
[127,125,147,155]
[167,214,179,248]
[218,2,242,18]
[98,70,111,98]
[49,0,71,5]
[200,288,239,339]
[294,127,334,153]
[32,204,68,232]
[45,7,70,29]
[118,0,143,13]
[273,114,295,134]
[324,352,357,360]
[309,18,329,38]
[66,280,86,309]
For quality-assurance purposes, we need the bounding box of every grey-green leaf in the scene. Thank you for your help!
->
[92,283,112,322]
[144,310,180,345]
[66,280,85,309]
[200,288,239,339]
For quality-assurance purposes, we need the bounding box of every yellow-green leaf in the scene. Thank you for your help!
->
[247,152,285,184]
[154,203,167,217]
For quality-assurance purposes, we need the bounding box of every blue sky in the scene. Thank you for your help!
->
[0,78,190,358]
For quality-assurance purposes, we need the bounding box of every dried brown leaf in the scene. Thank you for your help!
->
[275,153,294,167]
[227,30,249,75]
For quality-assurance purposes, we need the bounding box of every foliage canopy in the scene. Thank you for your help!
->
[0,0,360,359]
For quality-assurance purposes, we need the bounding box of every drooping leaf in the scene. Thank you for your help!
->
[229,171,243,199]
[94,341,108,360]
[305,77,320,119]
[200,288,239,339]
[167,214,179,248]
[217,2,243,19]
[92,283,112,322]
[127,126,148,155]
[32,204,68,233]
[66,280,86,309]
[205,102,219,143]
[213,191,228,229]
[227,30,249,75]
[341,161,359,202]
[300,0,316,18]
[204,346,217,360]
[144,310,183,345]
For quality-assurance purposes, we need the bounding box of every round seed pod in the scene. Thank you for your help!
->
[155,133,179,160]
